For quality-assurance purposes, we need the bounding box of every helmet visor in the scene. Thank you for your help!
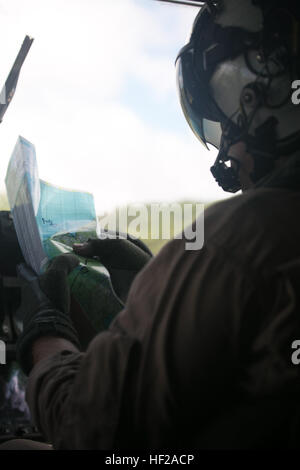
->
[176,48,222,150]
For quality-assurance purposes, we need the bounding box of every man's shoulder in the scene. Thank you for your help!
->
[202,186,300,270]
[155,187,300,267]
[205,186,296,234]
[206,186,291,223]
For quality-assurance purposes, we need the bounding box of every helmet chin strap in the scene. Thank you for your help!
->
[247,148,277,184]
[211,143,281,192]
[210,126,246,192]
[211,140,280,192]
[210,137,242,193]
[210,114,281,192]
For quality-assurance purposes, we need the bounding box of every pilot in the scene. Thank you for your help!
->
[5,0,300,449]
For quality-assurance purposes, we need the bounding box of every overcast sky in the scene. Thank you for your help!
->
[0,0,231,212]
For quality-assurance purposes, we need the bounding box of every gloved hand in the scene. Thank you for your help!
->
[16,253,81,375]
[73,231,152,304]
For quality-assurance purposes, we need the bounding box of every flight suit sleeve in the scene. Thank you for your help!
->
[26,236,258,449]
[26,330,139,449]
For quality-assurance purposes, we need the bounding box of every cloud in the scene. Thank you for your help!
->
[0,0,230,212]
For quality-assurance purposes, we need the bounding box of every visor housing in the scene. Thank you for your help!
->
[176,41,224,149]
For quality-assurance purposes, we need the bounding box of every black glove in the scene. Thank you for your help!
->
[16,253,81,375]
[73,231,152,304]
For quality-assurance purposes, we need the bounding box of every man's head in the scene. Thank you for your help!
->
[176,0,300,192]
